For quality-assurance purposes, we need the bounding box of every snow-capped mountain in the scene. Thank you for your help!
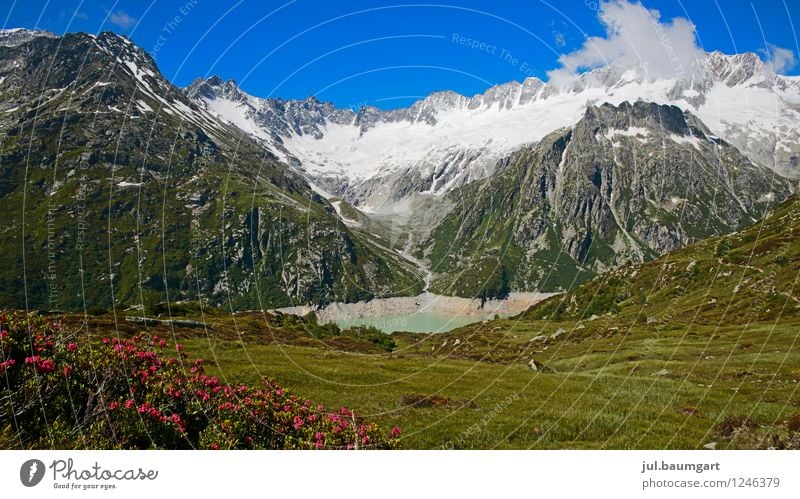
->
[0,28,251,145]
[0,28,56,47]
[188,51,800,212]
[421,101,791,297]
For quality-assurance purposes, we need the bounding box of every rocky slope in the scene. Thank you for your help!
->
[0,29,423,311]
[524,193,800,325]
[419,101,791,298]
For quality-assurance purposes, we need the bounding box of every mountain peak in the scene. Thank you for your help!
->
[702,50,769,84]
[206,75,226,87]
[186,75,247,103]
[582,101,707,138]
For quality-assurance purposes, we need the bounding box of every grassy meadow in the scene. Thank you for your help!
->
[43,307,798,449]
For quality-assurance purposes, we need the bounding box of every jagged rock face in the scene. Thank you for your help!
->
[186,77,354,142]
[187,51,800,213]
[0,30,422,311]
[420,101,792,298]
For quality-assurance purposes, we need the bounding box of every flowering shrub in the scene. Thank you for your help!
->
[0,312,400,449]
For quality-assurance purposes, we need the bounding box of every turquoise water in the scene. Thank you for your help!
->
[333,312,498,333]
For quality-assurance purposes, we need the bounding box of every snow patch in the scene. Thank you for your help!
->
[669,133,704,150]
[604,126,650,140]
[330,200,361,228]
[136,100,153,113]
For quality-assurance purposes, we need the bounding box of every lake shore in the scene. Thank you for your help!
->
[273,292,559,323]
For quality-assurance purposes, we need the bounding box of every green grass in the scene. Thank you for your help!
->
[41,195,798,449]
[173,196,800,449]
[28,187,800,450]
[161,315,799,449]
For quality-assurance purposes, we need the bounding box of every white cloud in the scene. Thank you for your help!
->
[68,9,89,21]
[108,10,136,30]
[547,0,704,86]
[767,44,796,74]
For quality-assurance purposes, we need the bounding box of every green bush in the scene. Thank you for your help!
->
[524,295,568,320]
[340,326,396,352]
[0,312,400,449]
[715,239,731,257]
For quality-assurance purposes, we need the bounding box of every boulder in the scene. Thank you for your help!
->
[528,359,545,371]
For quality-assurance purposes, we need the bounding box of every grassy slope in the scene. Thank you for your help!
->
[522,194,799,325]
[185,322,799,449]
[189,195,800,448]
[24,196,799,449]
[17,194,800,449]
[44,311,797,449]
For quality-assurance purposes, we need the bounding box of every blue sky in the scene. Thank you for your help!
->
[1,0,798,109]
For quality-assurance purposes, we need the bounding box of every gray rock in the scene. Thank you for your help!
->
[528,359,545,371]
